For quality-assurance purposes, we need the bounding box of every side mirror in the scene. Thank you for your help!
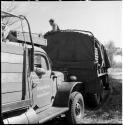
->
[51,71,57,80]
[35,67,46,75]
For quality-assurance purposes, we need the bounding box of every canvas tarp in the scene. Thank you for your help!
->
[44,31,111,93]
[44,31,110,69]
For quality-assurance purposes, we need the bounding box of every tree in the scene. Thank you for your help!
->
[2,2,20,26]
[105,41,116,66]
[115,47,122,56]
[2,1,30,34]
[1,2,19,14]
[1,2,28,27]
[105,41,122,67]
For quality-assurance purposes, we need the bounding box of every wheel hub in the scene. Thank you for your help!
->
[75,102,81,117]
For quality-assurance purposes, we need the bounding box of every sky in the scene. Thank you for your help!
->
[1,1,122,47]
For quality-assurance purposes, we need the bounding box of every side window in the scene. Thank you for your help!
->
[34,54,49,70]
[34,54,41,68]
[41,55,49,70]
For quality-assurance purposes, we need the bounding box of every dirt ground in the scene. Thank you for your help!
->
[44,68,122,124]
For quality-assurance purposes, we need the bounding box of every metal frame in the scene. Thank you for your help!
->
[1,11,34,71]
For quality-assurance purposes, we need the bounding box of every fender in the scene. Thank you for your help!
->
[53,81,83,107]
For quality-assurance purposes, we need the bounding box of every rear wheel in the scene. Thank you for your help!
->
[67,91,84,124]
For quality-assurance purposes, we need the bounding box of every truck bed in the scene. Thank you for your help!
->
[44,30,110,69]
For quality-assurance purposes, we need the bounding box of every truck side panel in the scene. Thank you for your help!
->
[1,43,29,105]
[2,83,22,93]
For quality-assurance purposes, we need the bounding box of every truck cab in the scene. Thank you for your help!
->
[31,46,59,109]
[1,11,85,124]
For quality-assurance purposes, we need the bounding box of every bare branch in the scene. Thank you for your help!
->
[7,19,19,26]
[1,2,26,29]
[7,5,17,13]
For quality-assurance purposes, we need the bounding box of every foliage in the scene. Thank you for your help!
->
[1,2,20,26]
[105,41,122,68]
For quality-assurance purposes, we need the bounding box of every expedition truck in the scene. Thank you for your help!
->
[1,11,85,124]
[44,30,111,108]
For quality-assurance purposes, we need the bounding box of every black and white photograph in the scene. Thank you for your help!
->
[1,1,122,124]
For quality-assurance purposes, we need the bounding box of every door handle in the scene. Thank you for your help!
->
[32,83,37,88]
[53,75,57,79]
[51,75,57,81]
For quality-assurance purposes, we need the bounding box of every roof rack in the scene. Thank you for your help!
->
[60,29,104,46]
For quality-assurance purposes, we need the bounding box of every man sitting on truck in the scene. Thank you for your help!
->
[49,18,60,32]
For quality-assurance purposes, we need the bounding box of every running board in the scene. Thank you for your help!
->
[37,107,69,124]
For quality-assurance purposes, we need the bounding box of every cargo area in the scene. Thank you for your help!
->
[44,30,110,70]
[44,30,111,93]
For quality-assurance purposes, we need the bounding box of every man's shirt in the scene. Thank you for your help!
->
[52,23,60,31]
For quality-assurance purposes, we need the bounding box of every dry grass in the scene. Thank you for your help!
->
[83,68,122,124]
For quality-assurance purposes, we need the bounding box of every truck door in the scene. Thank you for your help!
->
[32,53,53,108]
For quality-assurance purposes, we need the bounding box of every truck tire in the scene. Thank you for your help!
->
[67,91,84,124]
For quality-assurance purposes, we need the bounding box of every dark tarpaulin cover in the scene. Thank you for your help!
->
[44,31,110,69]
[44,31,110,93]
[44,31,95,69]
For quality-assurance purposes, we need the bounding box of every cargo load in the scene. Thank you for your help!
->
[44,30,111,94]
[44,30,110,70]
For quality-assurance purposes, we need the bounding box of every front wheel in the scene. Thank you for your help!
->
[67,91,84,124]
